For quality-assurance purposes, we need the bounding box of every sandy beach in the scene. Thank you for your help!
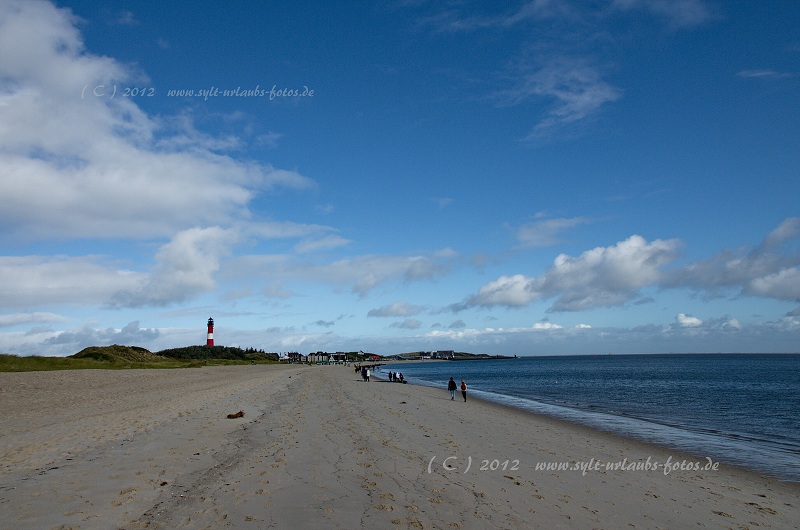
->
[1,364,798,529]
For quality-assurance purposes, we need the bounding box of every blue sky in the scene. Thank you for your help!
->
[1,0,799,357]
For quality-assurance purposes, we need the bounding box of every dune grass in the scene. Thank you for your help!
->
[0,353,277,372]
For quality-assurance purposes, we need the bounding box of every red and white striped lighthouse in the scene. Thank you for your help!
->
[206,317,214,346]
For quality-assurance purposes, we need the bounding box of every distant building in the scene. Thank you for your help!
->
[286,352,305,363]
[307,352,330,364]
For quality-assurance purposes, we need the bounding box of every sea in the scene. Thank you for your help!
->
[381,353,800,483]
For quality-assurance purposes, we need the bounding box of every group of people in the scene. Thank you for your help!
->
[448,377,468,402]
[359,366,371,382]
[387,371,404,383]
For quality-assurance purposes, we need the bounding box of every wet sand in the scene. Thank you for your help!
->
[1,364,797,528]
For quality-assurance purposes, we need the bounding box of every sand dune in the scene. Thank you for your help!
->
[1,364,797,528]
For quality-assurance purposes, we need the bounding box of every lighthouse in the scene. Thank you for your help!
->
[206,318,214,346]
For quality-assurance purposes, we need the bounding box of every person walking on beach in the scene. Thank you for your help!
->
[448,377,457,400]
[366,368,371,382]
[461,379,467,402]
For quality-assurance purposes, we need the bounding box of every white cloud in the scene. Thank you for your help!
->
[0,0,314,242]
[0,312,67,328]
[664,217,800,301]
[0,320,160,357]
[516,216,591,247]
[455,219,800,318]
[221,248,457,300]
[368,302,426,318]
[747,268,800,300]
[110,227,237,307]
[456,234,680,312]
[328,253,453,297]
[675,313,702,327]
[293,235,351,254]
[532,321,563,330]
[45,320,159,347]
[465,274,540,308]
[414,0,711,139]
[498,57,622,139]
[247,221,336,240]
[390,319,422,330]
[760,217,800,250]
[0,255,145,308]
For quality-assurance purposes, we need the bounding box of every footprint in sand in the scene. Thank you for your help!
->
[392,519,423,528]
[746,502,778,514]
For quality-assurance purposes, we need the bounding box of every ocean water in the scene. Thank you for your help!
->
[382,354,800,482]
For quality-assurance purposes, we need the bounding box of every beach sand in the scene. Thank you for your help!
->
[1,364,797,529]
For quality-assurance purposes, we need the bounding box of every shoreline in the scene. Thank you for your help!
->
[378,370,798,486]
[1,365,797,528]
[379,359,800,485]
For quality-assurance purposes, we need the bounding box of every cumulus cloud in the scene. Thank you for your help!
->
[456,274,540,310]
[455,235,680,312]
[0,1,335,311]
[0,0,314,242]
[747,268,800,300]
[664,217,800,301]
[455,218,800,315]
[39,320,159,354]
[532,321,563,330]
[675,313,702,327]
[110,227,236,307]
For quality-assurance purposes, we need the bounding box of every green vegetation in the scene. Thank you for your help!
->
[158,345,277,362]
[0,344,280,372]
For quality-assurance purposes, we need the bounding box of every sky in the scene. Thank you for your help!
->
[1,0,799,357]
